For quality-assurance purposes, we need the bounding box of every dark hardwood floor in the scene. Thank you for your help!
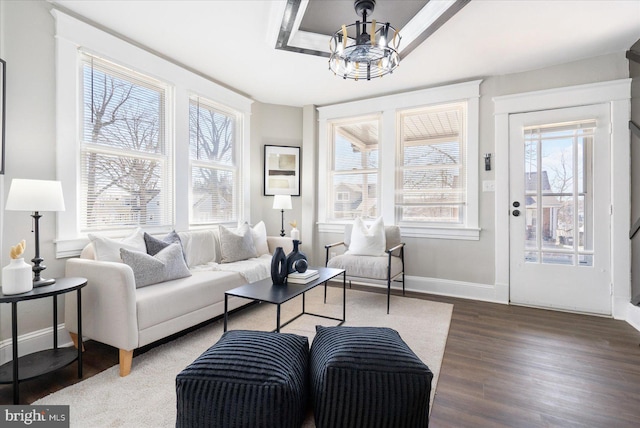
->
[2,286,640,427]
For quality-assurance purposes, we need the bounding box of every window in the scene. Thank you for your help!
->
[328,116,380,220]
[189,96,241,224]
[80,54,172,231]
[397,103,466,225]
[317,81,480,239]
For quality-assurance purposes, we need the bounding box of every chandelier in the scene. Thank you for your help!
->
[329,0,401,81]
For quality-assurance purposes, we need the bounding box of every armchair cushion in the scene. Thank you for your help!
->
[327,253,403,280]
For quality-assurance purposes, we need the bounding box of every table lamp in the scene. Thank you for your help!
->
[272,195,292,237]
[5,179,66,287]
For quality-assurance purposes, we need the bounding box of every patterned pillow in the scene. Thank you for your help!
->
[219,224,258,263]
[120,243,192,288]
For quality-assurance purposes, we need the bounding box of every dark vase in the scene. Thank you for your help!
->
[286,240,308,274]
[271,247,288,285]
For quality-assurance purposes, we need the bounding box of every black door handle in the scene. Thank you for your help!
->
[513,209,520,217]
[513,201,520,207]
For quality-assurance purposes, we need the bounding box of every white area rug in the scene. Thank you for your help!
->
[35,287,453,427]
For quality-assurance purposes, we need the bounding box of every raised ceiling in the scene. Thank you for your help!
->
[52,0,640,107]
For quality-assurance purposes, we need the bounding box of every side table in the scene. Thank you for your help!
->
[0,276,87,404]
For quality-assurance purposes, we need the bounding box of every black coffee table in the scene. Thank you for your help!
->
[224,267,346,332]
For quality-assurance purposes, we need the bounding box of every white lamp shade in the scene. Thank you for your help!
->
[5,179,66,212]
[272,194,292,210]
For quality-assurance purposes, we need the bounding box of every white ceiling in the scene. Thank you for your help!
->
[53,0,640,108]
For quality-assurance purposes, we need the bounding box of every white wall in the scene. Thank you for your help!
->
[249,102,303,237]
[0,0,64,340]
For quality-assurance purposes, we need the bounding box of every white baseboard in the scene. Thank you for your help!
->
[0,323,74,366]
[350,275,509,305]
[625,303,640,332]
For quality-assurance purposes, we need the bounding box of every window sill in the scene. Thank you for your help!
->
[317,222,481,240]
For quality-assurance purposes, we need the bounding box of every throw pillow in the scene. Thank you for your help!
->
[88,228,146,262]
[219,224,258,263]
[120,243,192,288]
[144,230,186,261]
[346,217,386,256]
[250,221,269,256]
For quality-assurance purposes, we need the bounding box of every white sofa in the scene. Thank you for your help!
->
[64,226,292,376]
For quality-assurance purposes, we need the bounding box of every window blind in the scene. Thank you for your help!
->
[79,53,172,231]
[189,96,240,225]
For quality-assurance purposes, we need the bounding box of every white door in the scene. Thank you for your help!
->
[509,104,612,315]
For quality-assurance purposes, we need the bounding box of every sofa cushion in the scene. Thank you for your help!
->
[135,270,247,330]
[346,217,386,256]
[120,243,192,288]
[219,224,258,263]
[177,229,218,267]
[88,227,146,262]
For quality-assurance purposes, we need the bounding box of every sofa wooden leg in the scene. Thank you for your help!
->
[69,332,85,352]
[119,349,134,377]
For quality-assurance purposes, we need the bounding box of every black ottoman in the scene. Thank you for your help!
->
[176,330,309,428]
[310,326,433,428]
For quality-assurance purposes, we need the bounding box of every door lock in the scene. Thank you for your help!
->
[513,201,520,207]
[512,209,520,217]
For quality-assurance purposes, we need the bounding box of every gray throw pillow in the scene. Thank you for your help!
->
[219,224,258,264]
[144,230,186,262]
[120,243,192,288]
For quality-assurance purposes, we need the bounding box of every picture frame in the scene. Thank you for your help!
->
[264,145,300,196]
[0,58,5,175]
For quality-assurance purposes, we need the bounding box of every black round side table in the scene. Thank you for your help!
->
[0,277,87,404]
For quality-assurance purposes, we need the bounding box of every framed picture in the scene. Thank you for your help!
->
[264,145,300,196]
[0,58,5,174]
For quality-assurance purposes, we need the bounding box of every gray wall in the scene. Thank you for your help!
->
[0,0,632,343]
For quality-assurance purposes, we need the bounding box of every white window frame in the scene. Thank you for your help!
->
[317,80,481,239]
[188,95,243,226]
[53,10,252,257]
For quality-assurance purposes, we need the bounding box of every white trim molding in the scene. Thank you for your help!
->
[493,79,632,322]
[0,324,74,366]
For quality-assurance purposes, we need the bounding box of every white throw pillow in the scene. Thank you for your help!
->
[346,217,386,256]
[250,221,269,256]
[177,230,218,267]
[88,228,146,262]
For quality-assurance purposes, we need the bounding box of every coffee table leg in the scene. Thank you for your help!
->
[276,304,281,332]
[342,271,346,322]
[224,294,228,332]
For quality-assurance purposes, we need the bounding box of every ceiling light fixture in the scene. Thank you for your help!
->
[329,0,401,81]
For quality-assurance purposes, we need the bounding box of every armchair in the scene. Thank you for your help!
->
[325,225,405,313]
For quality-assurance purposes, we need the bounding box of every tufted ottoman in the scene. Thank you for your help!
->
[310,325,433,428]
[176,330,309,428]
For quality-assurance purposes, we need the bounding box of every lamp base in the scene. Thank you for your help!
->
[33,277,56,288]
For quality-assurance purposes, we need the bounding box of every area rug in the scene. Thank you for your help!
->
[35,286,453,427]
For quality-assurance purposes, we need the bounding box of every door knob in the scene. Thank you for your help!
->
[513,201,520,207]
[512,209,520,217]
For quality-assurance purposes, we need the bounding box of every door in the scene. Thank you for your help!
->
[509,104,611,315]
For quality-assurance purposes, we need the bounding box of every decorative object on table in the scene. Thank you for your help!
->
[273,194,292,237]
[289,219,300,240]
[285,240,307,274]
[328,0,401,81]
[287,268,318,284]
[264,145,300,196]
[0,58,5,174]
[270,246,288,285]
[5,178,66,287]
[1,240,32,295]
